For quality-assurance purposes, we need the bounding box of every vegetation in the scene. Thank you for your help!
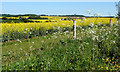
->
[1,18,32,23]
[1,15,120,71]
[2,17,117,42]
[1,14,38,17]
[2,23,120,70]
[28,16,48,19]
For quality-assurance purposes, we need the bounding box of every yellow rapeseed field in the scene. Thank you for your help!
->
[1,17,118,37]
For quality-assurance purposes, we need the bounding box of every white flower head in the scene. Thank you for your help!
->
[20,41,22,43]
[58,26,61,29]
[46,31,48,33]
[30,32,32,34]
[89,23,94,27]
[32,42,34,44]
[16,39,20,41]
[26,28,28,31]
[113,41,115,43]
[30,46,32,48]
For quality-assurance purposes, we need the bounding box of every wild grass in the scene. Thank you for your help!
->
[2,23,120,70]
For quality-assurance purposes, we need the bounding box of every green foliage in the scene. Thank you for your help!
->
[2,26,72,42]
[2,23,120,70]
[28,16,48,19]
[20,18,34,23]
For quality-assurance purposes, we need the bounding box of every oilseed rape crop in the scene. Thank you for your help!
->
[1,17,117,42]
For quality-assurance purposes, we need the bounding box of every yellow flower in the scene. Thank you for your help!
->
[110,69,112,71]
[106,58,109,62]
[98,65,100,67]
[119,66,120,68]
[101,67,103,69]
[106,67,108,70]
[115,65,118,67]
[112,62,115,64]
[112,57,114,60]
[115,69,117,70]
[114,65,116,68]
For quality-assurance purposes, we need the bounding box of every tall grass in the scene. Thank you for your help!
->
[2,23,120,70]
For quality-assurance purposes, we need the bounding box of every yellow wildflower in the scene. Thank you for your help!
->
[106,67,108,70]
[112,57,114,60]
[115,69,117,70]
[110,69,112,71]
[98,65,100,67]
[106,58,109,62]
[115,65,118,67]
[114,65,116,68]
[112,62,115,64]
[101,67,103,69]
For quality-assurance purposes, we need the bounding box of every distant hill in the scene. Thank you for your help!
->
[1,14,115,18]
[1,14,85,17]
[1,14,39,17]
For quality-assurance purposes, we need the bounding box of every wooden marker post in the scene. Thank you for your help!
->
[73,20,76,39]
[67,17,84,39]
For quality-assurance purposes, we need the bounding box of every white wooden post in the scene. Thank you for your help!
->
[73,20,76,39]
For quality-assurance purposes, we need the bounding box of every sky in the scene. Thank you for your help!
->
[2,2,118,16]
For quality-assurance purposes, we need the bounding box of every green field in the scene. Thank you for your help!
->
[2,23,120,70]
